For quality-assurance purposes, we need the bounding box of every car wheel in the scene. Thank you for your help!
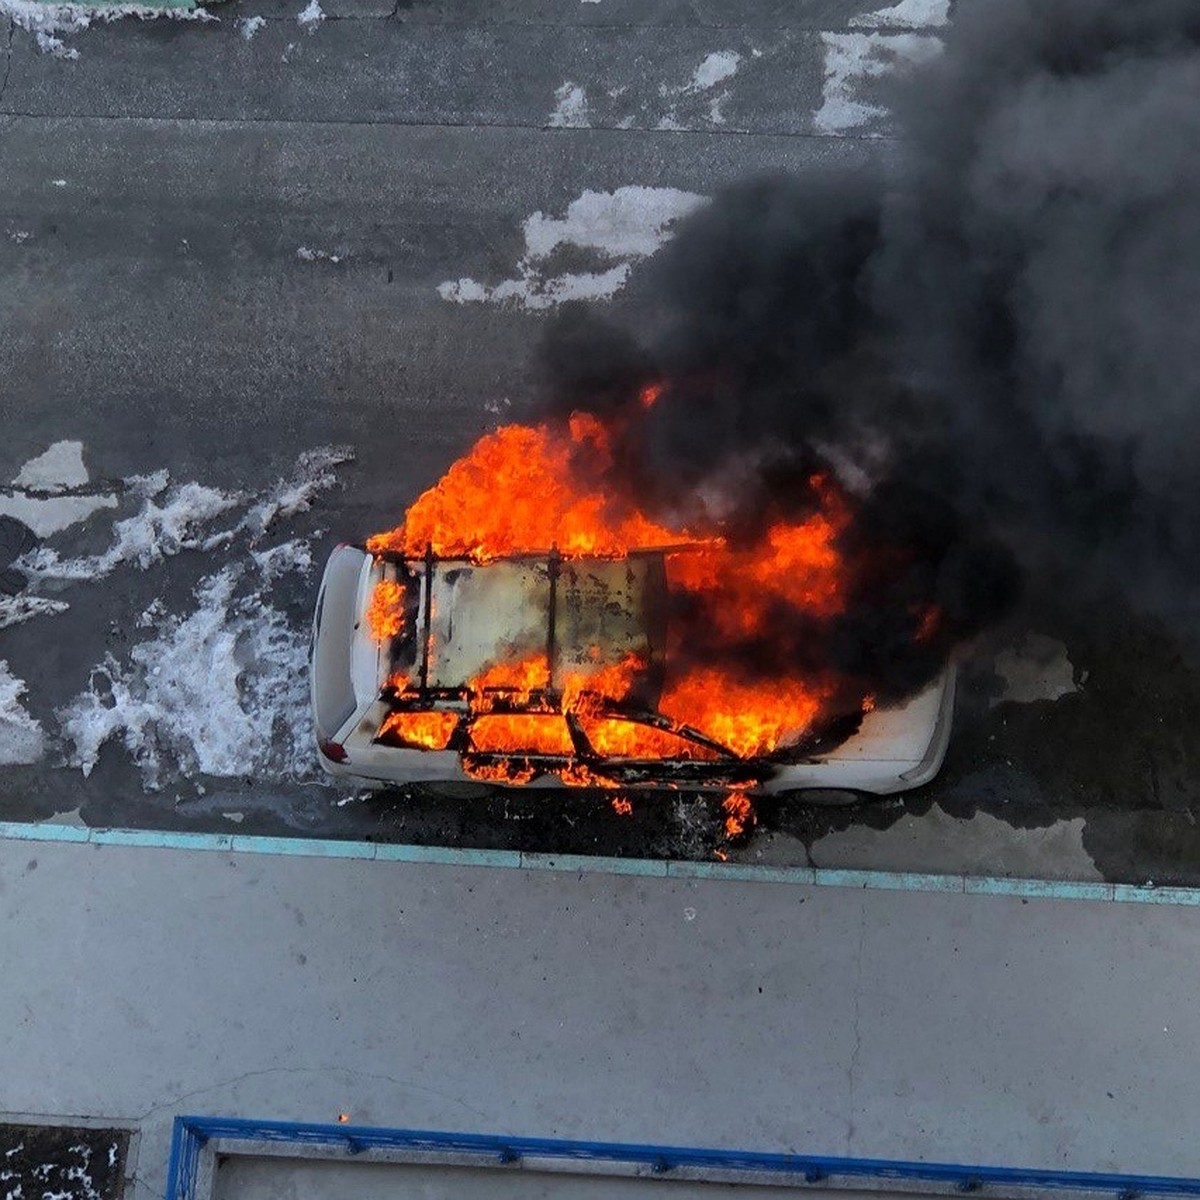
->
[780,787,870,808]
[422,781,495,801]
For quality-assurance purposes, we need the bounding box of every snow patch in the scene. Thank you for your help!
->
[23,481,241,581]
[439,187,707,309]
[0,596,70,631]
[993,634,1080,706]
[688,50,741,91]
[523,188,707,259]
[251,537,314,582]
[809,807,1102,881]
[22,446,351,583]
[16,441,90,490]
[548,82,589,129]
[296,0,323,30]
[296,246,343,263]
[60,565,315,789]
[654,49,742,129]
[850,0,949,28]
[0,440,118,537]
[239,14,266,39]
[0,662,45,765]
[814,31,942,134]
[0,0,214,59]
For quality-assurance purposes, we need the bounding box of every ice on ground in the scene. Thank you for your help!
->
[439,187,707,309]
[60,565,316,789]
[239,14,266,39]
[688,50,741,91]
[251,537,314,582]
[0,0,214,59]
[850,0,949,28]
[9,446,348,787]
[0,661,45,765]
[993,634,1080,706]
[807,807,1102,881]
[240,446,353,537]
[15,441,90,490]
[296,0,323,30]
[548,82,589,129]
[651,49,742,129]
[0,595,70,631]
[814,31,943,134]
[297,246,343,263]
[23,480,242,581]
[523,187,707,259]
[0,441,118,537]
[440,265,632,310]
[22,446,352,583]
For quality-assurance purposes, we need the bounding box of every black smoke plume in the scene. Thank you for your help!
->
[536,0,1200,711]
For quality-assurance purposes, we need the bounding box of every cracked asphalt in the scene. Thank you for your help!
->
[2,0,1199,885]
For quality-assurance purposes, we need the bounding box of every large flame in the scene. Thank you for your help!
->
[368,407,857,766]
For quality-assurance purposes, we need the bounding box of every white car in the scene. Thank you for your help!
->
[309,544,956,797]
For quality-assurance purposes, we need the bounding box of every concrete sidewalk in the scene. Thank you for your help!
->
[2,836,1198,1198]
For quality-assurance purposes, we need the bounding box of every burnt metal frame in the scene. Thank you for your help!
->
[370,543,742,768]
[166,1116,1200,1200]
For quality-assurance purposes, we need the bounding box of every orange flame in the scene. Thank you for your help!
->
[470,713,575,756]
[367,423,684,561]
[370,413,856,764]
[366,579,406,641]
[611,797,634,816]
[720,791,755,841]
[379,710,459,750]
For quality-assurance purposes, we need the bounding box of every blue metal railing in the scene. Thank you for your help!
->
[165,1115,1200,1200]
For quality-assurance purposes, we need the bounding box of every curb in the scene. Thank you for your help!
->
[0,820,1193,905]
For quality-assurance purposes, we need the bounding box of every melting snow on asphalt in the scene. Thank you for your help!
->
[992,634,1080,707]
[0,661,46,765]
[0,440,117,538]
[686,50,742,91]
[59,563,314,790]
[22,446,349,583]
[438,186,708,308]
[0,442,351,788]
[815,0,946,135]
[296,0,324,31]
[548,82,590,128]
[0,0,214,59]
[850,0,949,27]
[814,30,943,134]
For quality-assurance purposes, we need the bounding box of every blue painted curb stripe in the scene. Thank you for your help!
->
[3,820,1200,906]
[166,1115,1200,1200]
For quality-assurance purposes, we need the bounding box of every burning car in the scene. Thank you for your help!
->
[310,539,956,797]
[307,365,1002,800]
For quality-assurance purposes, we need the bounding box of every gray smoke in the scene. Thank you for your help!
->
[540,0,1200,662]
[876,0,1200,610]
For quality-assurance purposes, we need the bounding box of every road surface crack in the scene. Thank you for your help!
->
[844,903,867,1147]
[0,478,128,500]
[0,20,15,107]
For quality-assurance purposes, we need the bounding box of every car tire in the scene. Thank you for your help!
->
[422,781,495,801]
[779,787,872,808]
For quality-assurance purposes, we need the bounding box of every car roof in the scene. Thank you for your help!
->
[409,553,668,693]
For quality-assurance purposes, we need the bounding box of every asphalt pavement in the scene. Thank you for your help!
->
[1,0,1199,883]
